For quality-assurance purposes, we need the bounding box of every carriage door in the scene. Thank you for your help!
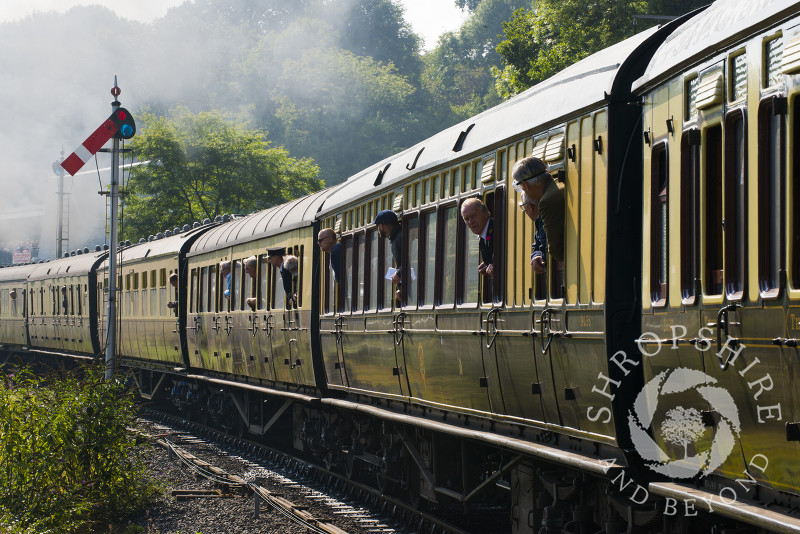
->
[319,238,347,388]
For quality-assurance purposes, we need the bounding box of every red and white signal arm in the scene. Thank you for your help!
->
[60,107,136,176]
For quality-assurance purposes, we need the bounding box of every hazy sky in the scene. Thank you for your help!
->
[0,0,470,259]
[0,0,469,50]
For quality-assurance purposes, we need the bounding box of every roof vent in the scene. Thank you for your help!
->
[148,235,155,242]
[203,218,211,225]
[174,227,181,234]
[156,232,164,239]
[373,163,391,187]
[193,221,201,228]
[63,252,69,258]
[406,147,424,171]
[214,215,223,223]
[452,123,475,152]
[103,244,109,250]
[83,247,89,253]
[95,245,101,252]
[139,238,146,243]
[125,240,131,246]
[223,214,232,222]
[77,249,82,255]
[165,230,172,237]
[183,224,190,232]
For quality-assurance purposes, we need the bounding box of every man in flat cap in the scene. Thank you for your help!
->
[267,247,295,306]
[317,228,341,283]
[374,210,402,301]
[512,157,564,262]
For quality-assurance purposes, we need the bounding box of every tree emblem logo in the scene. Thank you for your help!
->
[628,368,741,478]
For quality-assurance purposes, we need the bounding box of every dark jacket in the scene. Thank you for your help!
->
[478,218,494,266]
[329,242,341,283]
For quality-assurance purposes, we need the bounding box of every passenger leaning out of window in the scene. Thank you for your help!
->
[460,197,494,278]
[167,272,179,313]
[512,157,564,262]
[374,210,402,302]
[317,228,341,283]
[519,192,547,274]
[244,256,257,311]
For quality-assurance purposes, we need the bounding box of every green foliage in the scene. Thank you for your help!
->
[492,0,709,99]
[269,48,420,185]
[122,106,322,241]
[0,365,158,533]
[420,0,526,121]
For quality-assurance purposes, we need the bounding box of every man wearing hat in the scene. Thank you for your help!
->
[267,247,295,304]
[512,156,564,262]
[374,210,402,301]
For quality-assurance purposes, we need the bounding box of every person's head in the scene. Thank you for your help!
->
[267,247,285,268]
[219,260,231,277]
[460,197,491,236]
[244,256,257,278]
[512,157,549,199]
[317,228,337,253]
[374,210,398,239]
[169,272,178,287]
[283,254,299,275]
[519,192,539,222]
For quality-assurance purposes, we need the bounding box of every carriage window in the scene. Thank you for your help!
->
[383,234,393,310]
[272,262,285,311]
[209,265,218,313]
[793,97,800,289]
[681,131,700,303]
[703,125,724,295]
[76,284,82,316]
[356,235,365,311]
[296,245,304,308]
[341,237,353,312]
[651,143,668,305]
[232,260,241,311]
[368,230,378,310]
[190,269,198,313]
[199,267,207,312]
[323,249,334,314]
[461,214,480,304]
[423,211,437,305]
[758,99,785,296]
[405,215,419,307]
[258,256,268,310]
[243,259,254,308]
[724,112,746,299]
[440,206,457,306]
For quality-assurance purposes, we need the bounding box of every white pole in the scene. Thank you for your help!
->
[105,80,122,380]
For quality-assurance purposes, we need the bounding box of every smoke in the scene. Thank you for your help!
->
[0,0,417,260]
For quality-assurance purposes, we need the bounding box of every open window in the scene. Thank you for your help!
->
[680,130,701,304]
[703,125,724,296]
[724,111,746,299]
[758,97,786,297]
[650,143,668,306]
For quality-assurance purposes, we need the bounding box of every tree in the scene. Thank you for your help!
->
[122,106,321,242]
[492,0,709,99]
[269,48,419,185]
[660,406,707,459]
[421,0,527,121]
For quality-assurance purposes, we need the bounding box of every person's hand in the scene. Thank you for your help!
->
[167,301,176,309]
[391,272,401,284]
[532,255,546,274]
[478,262,493,278]
[478,262,487,275]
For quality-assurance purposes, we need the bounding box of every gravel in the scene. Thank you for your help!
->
[113,422,395,534]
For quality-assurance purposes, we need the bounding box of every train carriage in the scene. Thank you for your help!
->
[96,225,211,371]
[634,0,800,519]
[25,251,106,359]
[185,189,335,390]
[0,264,35,352]
[315,22,681,454]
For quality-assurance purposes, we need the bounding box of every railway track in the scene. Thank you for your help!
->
[137,409,471,534]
